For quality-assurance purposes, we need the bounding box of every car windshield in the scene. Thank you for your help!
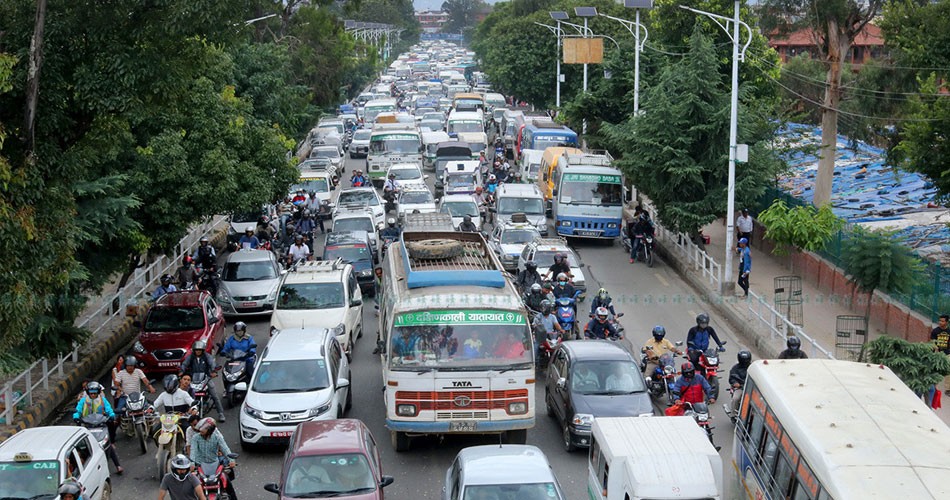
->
[353,130,371,141]
[441,201,478,217]
[400,191,433,204]
[449,121,482,134]
[389,310,531,370]
[534,250,579,267]
[251,359,329,393]
[468,142,486,154]
[314,149,338,159]
[223,260,278,282]
[277,283,345,310]
[463,483,561,500]
[145,307,205,332]
[500,228,540,245]
[559,175,623,206]
[390,168,422,180]
[0,460,59,498]
[333,218,374,234]
[498,197,544,215]
[284,454,377,496]
[423,113,443,121]
[325,244,371,263]
[528,162,541,177]
[231,211,259,223]
[338,191,379,206]
[421,121,443,132]
[293,178,330,194]
[571,360,646,395]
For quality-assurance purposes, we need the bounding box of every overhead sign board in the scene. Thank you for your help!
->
[563,37,604,64]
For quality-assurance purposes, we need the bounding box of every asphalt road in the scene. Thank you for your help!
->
[97,155,751,499]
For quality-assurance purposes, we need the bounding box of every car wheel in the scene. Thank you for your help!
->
[562,424,577,452]
[391,430,411,452]
[346,340,354,362]
[357,321,363,339]
[101,481,112,500]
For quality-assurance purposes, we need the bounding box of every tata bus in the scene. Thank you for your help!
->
[363,98,397,126]
[516,119,578,162]
[733,359,950,499]
[377,230,534,452]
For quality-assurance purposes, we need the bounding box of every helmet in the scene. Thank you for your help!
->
[163,374,179,394]
[463,214,472,223]
[160,274,172,285]
[199,236,210,244]
[192,340,207,352]
[597,288,609,300]
[85,381,102,396]
[475,186,483,193]
[294,233,304,242]
[696,313,710,328]
[738,350,752,366]
[787,336,802,351]
[556,272,568,283]
[681,361,695,379]
[553,253,564,262]
[57,480,82,497]
[170,454,192,480]
[388,173,396,179]
[388,218,396,227]
[530,283,542,294]
[245,227,254,233]
[525,260,537,271]
[652,325,666,341]
[182,255,193,266]
[233,321,248,337]
[540,299,553,315]
[197,417,217,434]
[489,174,496,181]
[124,355,138,368]
[595,307,609,321]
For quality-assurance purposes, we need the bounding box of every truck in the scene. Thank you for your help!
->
[588,417,724,500]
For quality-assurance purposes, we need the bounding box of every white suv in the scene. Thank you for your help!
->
[0,426,112,499]
[240,328,351,448]
[270,259,364,359]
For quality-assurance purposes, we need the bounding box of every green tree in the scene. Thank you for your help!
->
[865,336,950,395]
[841,227,922,329]
[890,76,950,202]
[756,199,843,269]
[441,0,489,34]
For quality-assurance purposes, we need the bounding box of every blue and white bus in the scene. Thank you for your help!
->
[516,119,578,162]
[551,152,624,240]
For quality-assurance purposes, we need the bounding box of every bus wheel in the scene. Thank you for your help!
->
[506,429,527,444]
[391,430,411,452]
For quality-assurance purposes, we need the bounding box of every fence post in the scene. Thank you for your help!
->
[41,359,49,390]
[25,370,32,406]
[2,384,11,425]
[57,353,64,377]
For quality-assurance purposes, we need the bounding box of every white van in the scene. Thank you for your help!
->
[588,417,723,500]
[493,183,547,235]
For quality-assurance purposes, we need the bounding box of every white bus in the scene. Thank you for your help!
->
[363,98,397,125]
[733,359,950,500]
[377,230,535,451]
[367,123,422,187]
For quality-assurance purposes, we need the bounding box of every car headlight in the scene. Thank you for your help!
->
[330,323,346,337]
[572,413,594,426]
[396,404,417,417]
[507,402,527,415]
[560,220,572,227]
[217,288,231,303]
[308,402,332,418]
[607,223,618,229]
[243,404,263,420]
[266,284,279,302]
[132,341,146,354]
[359,269,373,277]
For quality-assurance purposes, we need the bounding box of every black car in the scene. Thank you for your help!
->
[544,340,653,452]
[323,230,376,295]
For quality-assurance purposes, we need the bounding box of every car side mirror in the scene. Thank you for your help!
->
[423,174,429,180]
[556,377,566,390]
[351,298,363,307]
[264,483,280,495]
[380,476,395,488]
[280,269,288,276]
[337,377,350,389]
[208,316,219,324]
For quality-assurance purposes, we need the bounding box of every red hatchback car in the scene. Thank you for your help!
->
[132,291,227,375]
[265,419,394,500]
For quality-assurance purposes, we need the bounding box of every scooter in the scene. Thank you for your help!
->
[120,391,154,454]
[196,453,239,500]
[644,352,678,404]
[221,349,252,409]
[80,413,112,452]
[554,291,582,340]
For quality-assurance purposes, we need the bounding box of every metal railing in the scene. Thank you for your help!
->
[1,216,227,425]
[653,222,723,290]
[746,291,835,360]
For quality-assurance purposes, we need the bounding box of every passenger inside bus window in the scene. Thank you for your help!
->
[434,327,458,357]
[462,332,483,358]
[393,329,421,358]
[492,331,525,358]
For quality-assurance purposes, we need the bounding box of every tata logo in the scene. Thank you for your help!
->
[454,396,472,407]
[452,381,473,387]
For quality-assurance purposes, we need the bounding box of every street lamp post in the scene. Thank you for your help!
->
[574,7,598,138]
[550,11,569,108]
[680,1,752,295]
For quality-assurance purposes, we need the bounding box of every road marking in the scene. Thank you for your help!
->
[655,273,670,287]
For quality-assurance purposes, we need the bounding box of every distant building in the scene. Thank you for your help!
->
[416,10,449,34]
[768,23,885,67]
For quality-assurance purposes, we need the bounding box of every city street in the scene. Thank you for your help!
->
[97,156,752,499]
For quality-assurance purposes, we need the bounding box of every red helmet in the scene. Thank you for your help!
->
[475,186,483,193]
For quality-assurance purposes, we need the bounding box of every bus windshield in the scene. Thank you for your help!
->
[370,135,420,154]
[446,172,477,188]
[388,310,531,370]
[559,174,623,206]
[448,121,483,134]
[534,134,577,150]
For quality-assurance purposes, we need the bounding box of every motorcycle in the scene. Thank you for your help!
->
[120,391,155,454]
[644,351,678,404]
[154,411,186,479]
[79,413,112,452]
[383,189,399,213]
[191,371,217,418]
[197,266,219,297]
[534,320,561,370]
[683,401,719,451]
[221,349,252,409]
[634,234,655,267]
[196,453,239,500]
[695,347,723,401]
[554,291,581,340]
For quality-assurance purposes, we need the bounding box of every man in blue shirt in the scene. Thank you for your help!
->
[219,322,257,380]
[238,227,260,249]
[737,237,751,297]
[153,274,178,300]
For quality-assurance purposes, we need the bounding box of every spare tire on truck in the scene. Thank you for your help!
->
[407,239,464,260]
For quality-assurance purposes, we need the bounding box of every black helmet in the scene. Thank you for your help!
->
[163,374,179,394]
[525,260,537,271]
[160,274,173,285]
[738,350,752,366]
[85,381,102,397]
[530,283,542,294]
[233,321,248,337]
[463,214,472,223]
[124,355,138,368]
[171,454,192,480]
[57,480,82,497]
[652,325,666,341]
[681,361,695,379]
[696,313,710,328]
[787,336,802,351]
[540,299,553,315]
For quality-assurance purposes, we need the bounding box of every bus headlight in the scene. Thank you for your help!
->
[507,402,527,415]
[396,404,417,417]
[559,220,572,227]
[607,223,618,229]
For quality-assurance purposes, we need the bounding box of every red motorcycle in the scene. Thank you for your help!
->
[195,453,238,500]
[694,347,724,401]
[536,330,562,370]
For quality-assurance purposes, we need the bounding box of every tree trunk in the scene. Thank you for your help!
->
[863,289,873,344]
[23,0,48,158]
[116,254,143,289]
[812,18,851,208]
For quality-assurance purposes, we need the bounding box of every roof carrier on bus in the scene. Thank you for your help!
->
[399,231,506,289]
[530,118,567,129]
[563,150,614,167]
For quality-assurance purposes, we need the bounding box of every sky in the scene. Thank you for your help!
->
[413,0,502,12]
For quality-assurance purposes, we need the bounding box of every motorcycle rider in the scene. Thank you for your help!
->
[671,361,715,405]
[544,253,572,281]
[532,300,565,356]
[277,196,295,239]
[219,322,257,381]
[192,237,216,270]
[152,274,178,300]
[296,211,318,252]
[159,454,207,500]
[686,313,725,366]
[153,374,195,414]
[291,189,307,205]
[523,283,547,313]
[551,272,576,300]
[350,169,367,187]
[589,288,620,318]
[179,340,225,422]
[190,418,237,500]
[380,218,402,242]
[113,356,154,415]
[485,174,499,194]
[286,233,312,267]
[175,256,199,289]
[777,336,809,359]
[642,326,682,376]
[629,212,655,264]
[383,173,400,210]
[315,199,331,234]
[72,381,123,474]
[473,186,489,227]
[458,214,478,232]
[584,307,620,340]
[238,227,260,250]
[56,479,85,500]
[727,351,753,416]
[516,260,542,293]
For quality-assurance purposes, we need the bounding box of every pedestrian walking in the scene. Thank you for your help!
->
[736,209,754,243]
[737,237,751,297]
[931,314,950,395]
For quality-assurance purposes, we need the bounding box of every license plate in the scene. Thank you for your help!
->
[576,230,600,237]
[270,431,293,438]
[241,301,257,307]
[158,361,179,367]
[448,421,477,432]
